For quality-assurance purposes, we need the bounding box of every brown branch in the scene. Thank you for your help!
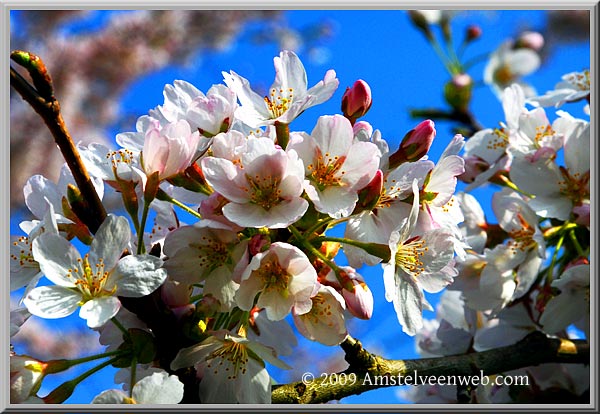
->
[271,331,589,404]
[10,51,107,233]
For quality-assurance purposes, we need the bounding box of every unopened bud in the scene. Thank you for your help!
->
[514,31,544,51]
[466,25,482,42]
[10,356,48,403]
[339,268,373,320]
[342,80,372,124]
[389,120,436,169]
[354,170,383,213]
[353,120,374,141]
[444,73,473,111]
[249,234,270,255]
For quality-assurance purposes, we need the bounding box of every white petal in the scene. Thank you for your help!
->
[223,198,308,229]
[31,233,79,287]
[90,215,131,271]
[395,275,425,336]
[91,390,127,404]
[113,255,167,297]
[80,296,121,328]
[23,286,81,319]
[132,372,184,404]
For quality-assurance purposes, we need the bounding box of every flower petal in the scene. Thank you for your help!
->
[31,233,79,288]
[23,286,81,319]
[80,296,121,328]
[132,372,184,404]
[113,255,167,297]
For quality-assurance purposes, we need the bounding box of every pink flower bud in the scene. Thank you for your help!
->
[341,79,372,123]
[353,120,373,138]
[340,269,373,320]
[466,25,482,42]
[515,31,544,51]
[389,120,436,168]
[249,234,270,255]
[573,203,590,228]
[354,169,383,213]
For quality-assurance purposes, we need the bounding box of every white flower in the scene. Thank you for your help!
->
[510,114,589,220]
[288,114,381,218]
[491,189,545,299]
[201,137,308,228]
[142,119,200,179]
[540,264,589,338]
[382,180,456,335]
[10,355,46,403]
[236,242,318,321]
[23,215,167,328]
[528,69,590,108]
[293,285,348,346]
[92,371,184,404]
[170,330,290,403]
[10,308,31,337]
[484,40,540,99]
[163,225,249,310]
[223,50,339,127]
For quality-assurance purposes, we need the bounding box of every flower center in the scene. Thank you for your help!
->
[487,128,509,152]
[106,149,135,169]
[264,87,294,118]
[245,173,282,210]
[207,340,249,379]
[67,254,116,301]
[256,257,291,296]
[194,237,231,275]
[11,236,37,268]
[507,214,537,253]
[395,236,429,278]
[565,70,590,91]
[307,148,346,191]
[558,167,590,206]
[533,124,556,147]
[493,65,514,85]
[302,293,334,325]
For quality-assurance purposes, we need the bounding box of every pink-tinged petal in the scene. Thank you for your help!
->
[222,71,271,123]
[257,290,294,321]
[310,115,353,158]
[89,215,131,272]
[340,141,381,189]
[235,275,264,311]
[31,233,79,288]
[305,185,358,218]
[113,255,167,297]
[287,132,317,174]
[223,198,308,229]
[80,296,121,328]
[23,286,81,319]
[201,157,249,203]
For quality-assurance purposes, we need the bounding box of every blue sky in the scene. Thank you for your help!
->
[10,9,590,405]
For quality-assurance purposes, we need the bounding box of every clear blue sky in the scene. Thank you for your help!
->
[10,9,590,405]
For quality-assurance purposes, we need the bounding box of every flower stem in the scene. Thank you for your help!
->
[314,236,391,262]
[111,317,130,340]
[569,229,586,257]
[43,357,119,403]
[156,189,203,219]
[129,357,137,398]
[137,200,151,255]
[275,122,290,150]
[547,234,565,281]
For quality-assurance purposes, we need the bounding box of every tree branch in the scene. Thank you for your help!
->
[271,331,589,404]
[10,51,107,233]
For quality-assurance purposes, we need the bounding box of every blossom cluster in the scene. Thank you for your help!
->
[10,41,590,405]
